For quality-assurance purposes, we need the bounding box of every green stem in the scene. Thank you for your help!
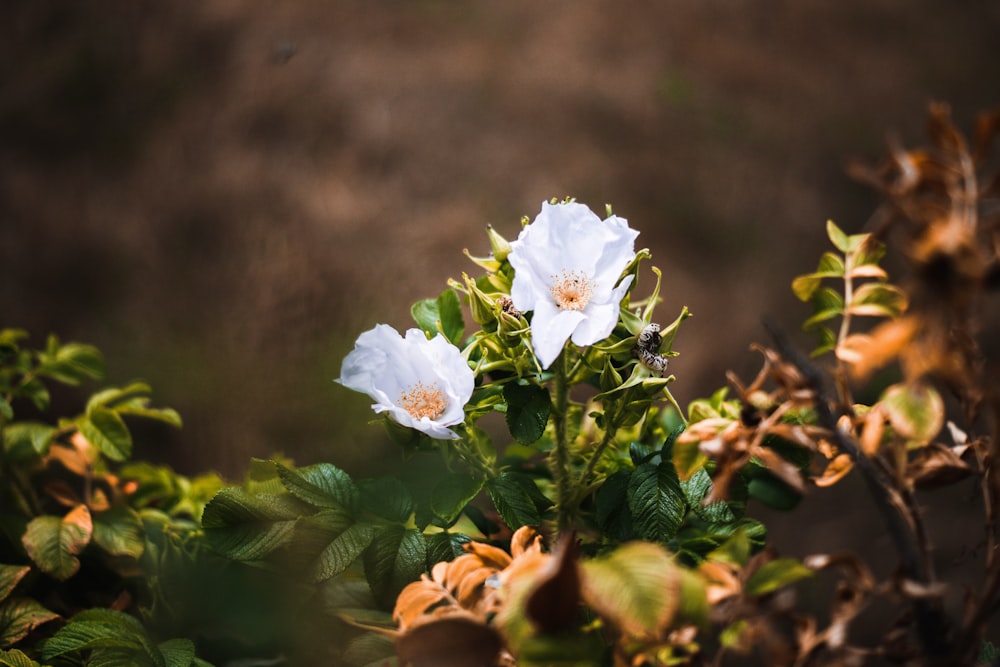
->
[551,351,572,533]
[579,425,615,490]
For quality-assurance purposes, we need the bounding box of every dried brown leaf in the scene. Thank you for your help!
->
[396,613,503,667]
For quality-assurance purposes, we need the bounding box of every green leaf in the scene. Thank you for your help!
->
[92,507,145,559]
[486,471,551,530]
[503,382,551,445]
[312,523,377,582]
[791,274,822,302]
[201,488,300,561]
[682,469,736,523]
[21,506,92,581]
[40,609,154,664]
[436,288,465,345]
[410,288,464,344]
[157,638,195,667]
[36,342,104,386]
[847,282,908,318]
[594,470,633,542]
[2,423,55,460]
[359,477,413,523]
[0,648,44,667]
[410,299,439,338]
[0,599,59,648]
[364,526,427,607]
[581,542,682,639]
[825,220,851,253]
[86,382,152,412]
[425,531,471,565]
[430,474,485,527]
[79,408,132,462]
[276,462,358,511]
[627,461,685,542]
[816,251,846,277]
[744,558,813,596]
[0,566,29,604]
[880,383,944,445]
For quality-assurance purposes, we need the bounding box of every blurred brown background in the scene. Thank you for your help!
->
[2,0,998,492]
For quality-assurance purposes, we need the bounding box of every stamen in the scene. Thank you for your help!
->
[550,269,594,311]
[399,381,448,420]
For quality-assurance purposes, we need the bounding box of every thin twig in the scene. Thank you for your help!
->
[764,319,952,658]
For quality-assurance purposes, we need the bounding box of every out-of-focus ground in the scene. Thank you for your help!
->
[2,0,999,601]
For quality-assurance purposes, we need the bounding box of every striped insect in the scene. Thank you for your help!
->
[634,322,669,377]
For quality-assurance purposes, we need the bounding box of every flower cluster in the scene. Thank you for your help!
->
[337,199,645,438]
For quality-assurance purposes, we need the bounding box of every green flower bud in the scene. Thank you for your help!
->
[496,296,528,346]
[486,225,512,262]
[463,273,498,327]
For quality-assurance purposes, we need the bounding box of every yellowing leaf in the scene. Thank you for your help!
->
[880,383,945,445]
[21,505,92,581]
[581,542,680,640]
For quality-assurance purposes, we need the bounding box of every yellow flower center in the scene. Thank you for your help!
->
[398,381,448,420]
[550,269,594,311]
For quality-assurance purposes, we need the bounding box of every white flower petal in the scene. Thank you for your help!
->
[529,300,586,369]
[508,201,638,368]
[336,324,474,439]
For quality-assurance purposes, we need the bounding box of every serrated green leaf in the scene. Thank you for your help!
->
[430,474,484,527]
[2,423,54,462]
[312,523,377,582]
[594,470,633,542]
[0,598,58,648]
[201,488,301,560]
[744,558,813,596]
[92,507,145,559]
[79,408,132,462]
[487,472,544,530]
[425,532,471,565]
[503,382,551,445]
[627,461,685,542]
[681,469,736,523]
[21,506,92,581]
[364,527,427,607]
[157,638,195,667]
[358,477,413,523]
[581,542,681,639]
[40,609,154,664]
[276,462,358,511]
[0,648,44,667]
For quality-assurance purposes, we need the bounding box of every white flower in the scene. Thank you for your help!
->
[337,324,474,440]
[508,201,638,369]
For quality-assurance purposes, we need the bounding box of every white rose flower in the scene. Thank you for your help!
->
[508,201,639,369]
[337,324,474,440]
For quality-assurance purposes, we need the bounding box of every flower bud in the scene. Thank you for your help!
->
[486,225,512,262]
[496,296,528,346]
[463,273,498,327]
